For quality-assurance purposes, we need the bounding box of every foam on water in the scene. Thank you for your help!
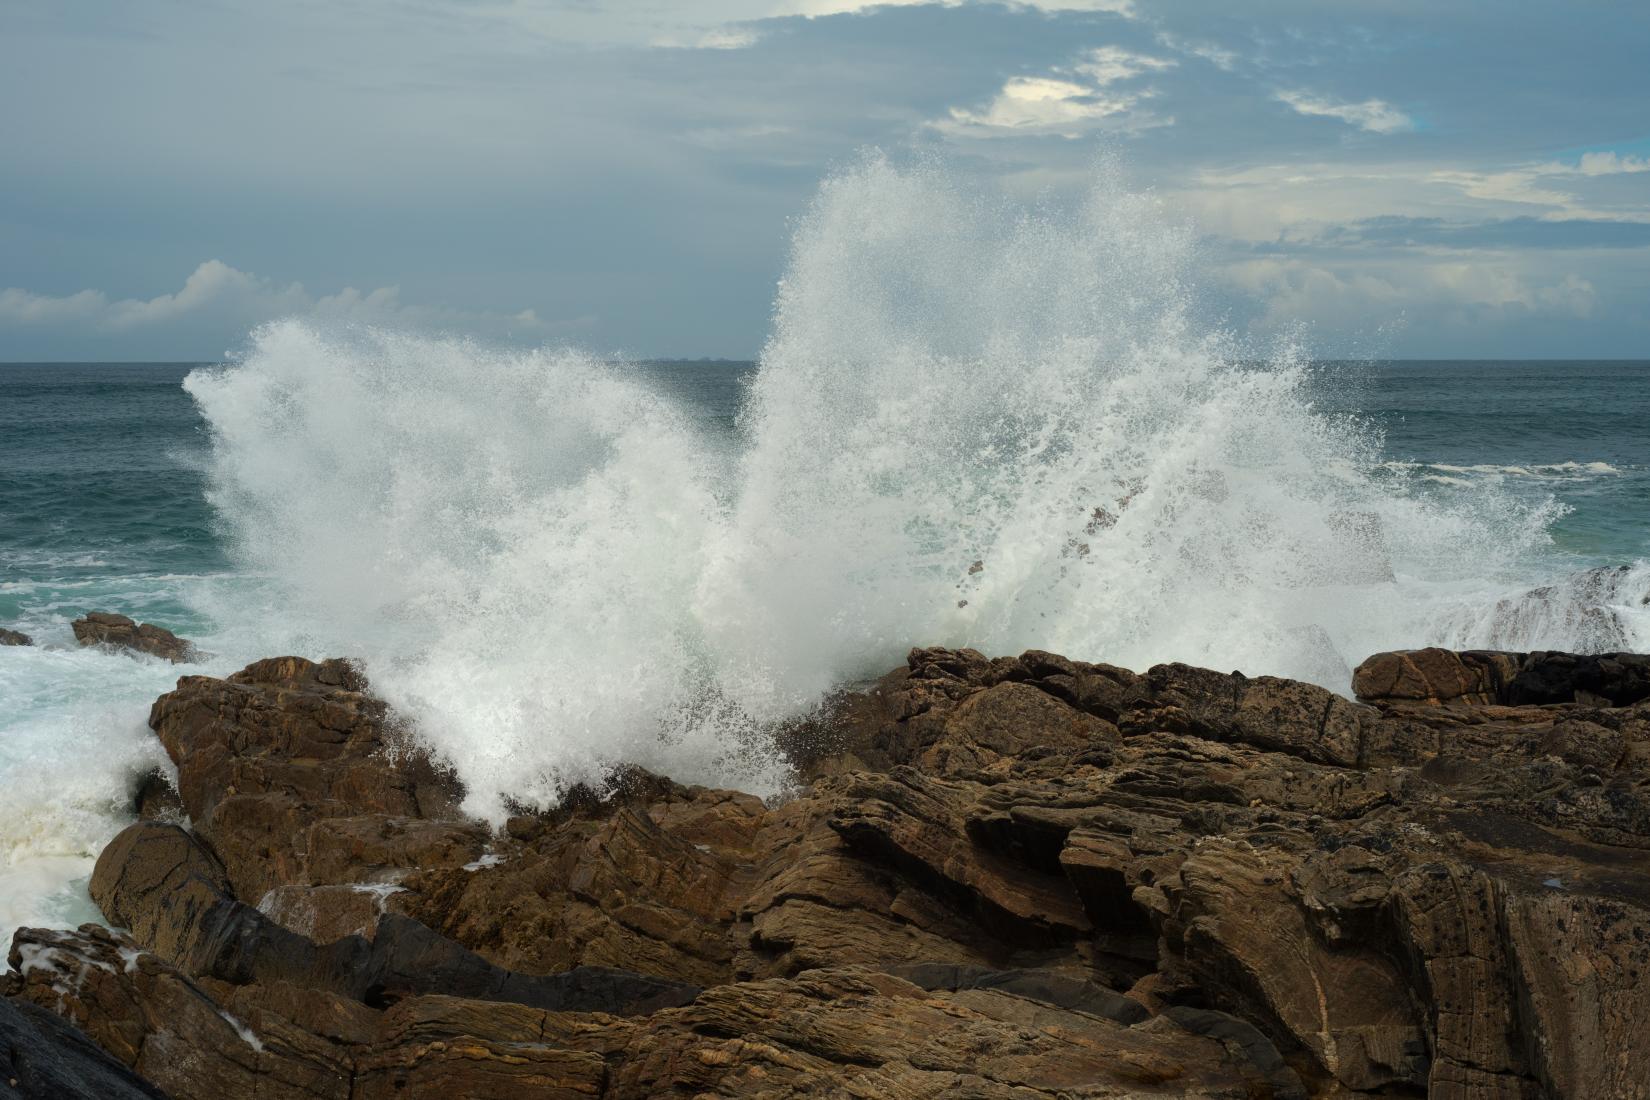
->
[0,631,174,936]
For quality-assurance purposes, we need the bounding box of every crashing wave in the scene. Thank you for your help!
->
[1433,562,1650,654]
[184,155,1607,819]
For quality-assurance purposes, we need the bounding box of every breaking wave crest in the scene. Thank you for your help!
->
[185,156,1635,819]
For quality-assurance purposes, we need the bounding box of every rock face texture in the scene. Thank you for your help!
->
[7,644,1650,1099]
[0,627,30,646]
[70,612,193,663]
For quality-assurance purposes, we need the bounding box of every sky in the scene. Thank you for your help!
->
[2,0,1647,361]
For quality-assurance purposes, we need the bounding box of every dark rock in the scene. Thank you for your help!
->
[1509,650,1650,707]
[130,771,183,820]
[0,627,31,646]
[71,612,192,663]
[0,996,171,1100]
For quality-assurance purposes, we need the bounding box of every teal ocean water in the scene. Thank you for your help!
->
[1,354,1647,941]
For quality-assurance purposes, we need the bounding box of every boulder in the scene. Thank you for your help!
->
[70,612,192,663]
[0,627,31,646]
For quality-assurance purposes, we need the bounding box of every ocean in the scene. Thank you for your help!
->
[2,164,1648,943]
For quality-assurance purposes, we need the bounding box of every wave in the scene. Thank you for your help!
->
[1384,459,1625,481]
[184,155,1624,821]
[1432,562,1650,654]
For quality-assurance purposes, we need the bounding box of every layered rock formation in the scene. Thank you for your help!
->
[70,612,194,663]
[6,643,1650,1099]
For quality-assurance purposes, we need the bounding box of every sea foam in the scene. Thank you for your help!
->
[180,156,1631,822]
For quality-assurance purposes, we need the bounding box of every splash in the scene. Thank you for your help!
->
[186,156,1592,819]
[186,326,779,821]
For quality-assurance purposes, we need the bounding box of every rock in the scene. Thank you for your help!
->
[129,771,183,820]
[0,994,170,1099]
[71,612,192,663]
[145,656,467,903]
[7,928,1298,1100]
[1354,646,1650,708]
[1509,650,1650,707]
[90,822,236,966]
[1351,647,1517,705]
[0,627,31,646]
[87,823,699,1019]
[13,643,1650,1099]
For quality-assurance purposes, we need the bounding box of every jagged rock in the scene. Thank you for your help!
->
[0,627,31,646]
[70,612,193,663]
[11,643,1650,1099]
[145,656,469,904]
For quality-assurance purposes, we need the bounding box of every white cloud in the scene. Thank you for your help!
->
[1431,151,1650,221]
[0,261,577,342]
[1076,45,1175,86]
[1431,169,1574,210]
[1575,151,1650,176]
[1275,90,1413,134]
[934,41,1174,139]
[937,76,1160,138]
[1227,255,1598,338]
[1156,32,1239,72]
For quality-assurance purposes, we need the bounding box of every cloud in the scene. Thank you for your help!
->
[1573,151,1650,176]
[649,26,762,50]
[778,0,1136,17]
[1275,90,1413,134]
[1304,215,1650,251]
[1076,45,1175,85]
[1432,168,1574,209]
[934,41,1174,139]
[937,76,1159,137]
[0,261,581,357]
[1155,32,1239,71]
[1429,150,1650,221]
[1226,255,1599,340]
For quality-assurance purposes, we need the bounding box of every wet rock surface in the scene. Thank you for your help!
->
[0,627,30,646]
[8,644,1650,1098]
[70,612,194,663]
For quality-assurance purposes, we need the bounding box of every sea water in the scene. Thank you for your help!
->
[2,158,1647,939]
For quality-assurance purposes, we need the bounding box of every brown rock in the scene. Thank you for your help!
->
[0,626,31,646]
[71,611,193,662]
[15,642,1650,1100]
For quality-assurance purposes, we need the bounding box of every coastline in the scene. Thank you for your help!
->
[4,639,1648,1098]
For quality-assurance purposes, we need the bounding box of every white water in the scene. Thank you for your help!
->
[3,157,1647,940]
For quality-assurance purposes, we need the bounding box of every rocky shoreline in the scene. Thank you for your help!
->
[4,644,1649,1099]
